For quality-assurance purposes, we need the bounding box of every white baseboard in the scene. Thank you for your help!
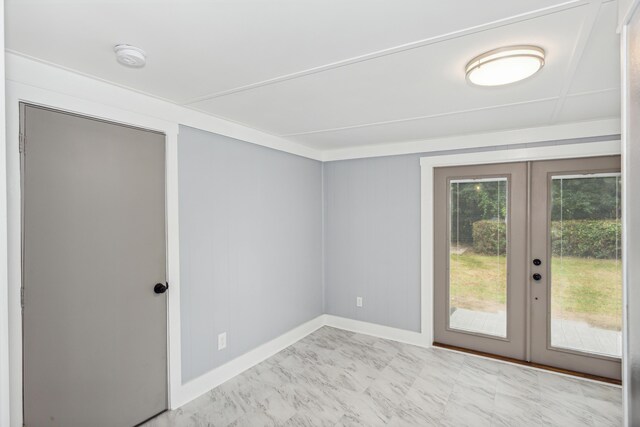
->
[172,314,429,409]
[323,315,429,348]
[172,315,325,409]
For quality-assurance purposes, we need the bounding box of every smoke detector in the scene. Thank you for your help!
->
[114,44,146,68]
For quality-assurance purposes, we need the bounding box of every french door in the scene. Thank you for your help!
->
[434,156,622,380]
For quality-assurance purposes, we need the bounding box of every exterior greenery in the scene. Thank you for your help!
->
[450,180,506,247]
[472,219,621,259]
[551,220,621,259]
[450,252,621,330]
[456,175,621,259]
[472,220,507,255]
[550,175,621,221]
[452,174,622,330]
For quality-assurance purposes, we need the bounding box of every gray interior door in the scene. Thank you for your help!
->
[433,162,528,360]
[21,104,168,427]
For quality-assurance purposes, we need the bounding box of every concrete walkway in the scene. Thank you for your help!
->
[450,308,622,357]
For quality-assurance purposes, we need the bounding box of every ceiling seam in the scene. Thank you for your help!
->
[278,96,559,137]
[278,87,618,138]
[180,0,589,105]
[550,0,604,123]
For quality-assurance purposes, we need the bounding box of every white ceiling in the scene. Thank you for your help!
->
[6,0,621,152]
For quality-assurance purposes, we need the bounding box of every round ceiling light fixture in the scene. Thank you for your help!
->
[114,44,147,68]
[465,45,545,86]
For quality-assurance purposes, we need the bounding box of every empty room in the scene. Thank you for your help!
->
[1,0,639,426]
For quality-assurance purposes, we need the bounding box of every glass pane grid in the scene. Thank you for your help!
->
[448,177,508,338]
[550,173,622,358]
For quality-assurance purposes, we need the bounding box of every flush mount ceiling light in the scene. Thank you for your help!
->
[114,44,146,68]
[465,45,545,86]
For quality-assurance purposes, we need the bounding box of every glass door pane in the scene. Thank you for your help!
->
[549,173,622,358]
[449,178,508,338]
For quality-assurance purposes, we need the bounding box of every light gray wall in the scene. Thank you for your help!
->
[178,126,323,383]
[324,154,422,331]
[322,138,620,333]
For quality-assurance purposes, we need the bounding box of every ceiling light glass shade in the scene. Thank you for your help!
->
[465,46,545,86]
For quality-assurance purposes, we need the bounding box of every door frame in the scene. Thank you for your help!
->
[5,87,183,426]
[420,138,622,362]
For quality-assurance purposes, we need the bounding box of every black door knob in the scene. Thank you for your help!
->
[154,283,168,294]
[533,259,542,266]
[532,273,542,281]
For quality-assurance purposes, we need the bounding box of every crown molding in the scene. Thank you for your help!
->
[618,0,640,31]
[321,118,621,161]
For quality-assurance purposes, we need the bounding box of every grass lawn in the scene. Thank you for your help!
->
[449,251,622,330]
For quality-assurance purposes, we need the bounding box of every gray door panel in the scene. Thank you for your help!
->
[22,105,168,427]
[530,156,622,380]
[433,162,528,360]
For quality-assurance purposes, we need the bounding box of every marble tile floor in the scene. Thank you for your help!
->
[143,326,622,427]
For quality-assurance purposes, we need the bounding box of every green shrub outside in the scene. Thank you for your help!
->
[551,220,621,259]
[471,219,621,259]
[472,220,507,255]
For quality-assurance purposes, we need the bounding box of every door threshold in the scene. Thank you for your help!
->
[433,342,621,386]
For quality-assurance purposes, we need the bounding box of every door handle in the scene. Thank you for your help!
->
[154,283,168,294]
[532,273,542,281]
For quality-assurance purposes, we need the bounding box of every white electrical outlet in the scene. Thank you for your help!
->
[218,332,227,350]
[356,297,363,307]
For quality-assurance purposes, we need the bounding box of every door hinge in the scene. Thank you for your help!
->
[21,287,25,310]
[19,132,25,154]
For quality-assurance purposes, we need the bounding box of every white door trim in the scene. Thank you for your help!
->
[419,139,622,358]
[5,81,183,426]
